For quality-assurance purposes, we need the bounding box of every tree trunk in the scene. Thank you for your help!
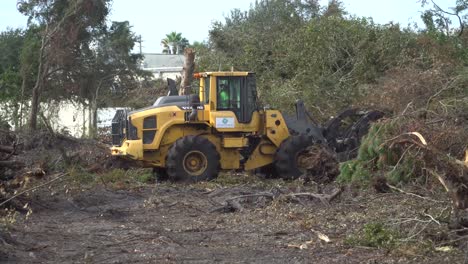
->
[29,82,43,131]
[82,103,86,138]
[88,100,92,137]
[29,30,48,132]
[12,102,19,130]
[88,81,102,139]
[29,77,42,131]
[179,48,195,95]
[18,73,27,129]
[89,98,98,139]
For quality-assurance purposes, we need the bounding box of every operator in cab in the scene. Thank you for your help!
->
[218,82,229,109]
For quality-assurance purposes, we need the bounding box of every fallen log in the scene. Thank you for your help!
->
[0,160,24,168]
[286,187,343,205]
[210,192,274,213]
[210,188,343,213]
[0,145,15,154]
[225,192,275,201]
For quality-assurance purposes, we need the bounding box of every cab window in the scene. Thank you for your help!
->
[204,77,210,104]
[217,77,241,111]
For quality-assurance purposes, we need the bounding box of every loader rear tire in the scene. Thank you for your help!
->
[275,134,315,180]
[166,135,220,183]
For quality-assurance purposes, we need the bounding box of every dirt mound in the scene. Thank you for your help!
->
[1,130,108,176]
[2,128,136,172]
[0,129,133,210]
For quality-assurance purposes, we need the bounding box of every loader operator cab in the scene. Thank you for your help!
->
[198,72,258,123]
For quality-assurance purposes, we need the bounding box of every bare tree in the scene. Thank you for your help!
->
[180,48,195,95]
[421,0,467,36]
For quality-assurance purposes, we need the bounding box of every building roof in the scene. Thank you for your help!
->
[141,53,184,72]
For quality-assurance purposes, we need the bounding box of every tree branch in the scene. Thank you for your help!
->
[430,0,465,36]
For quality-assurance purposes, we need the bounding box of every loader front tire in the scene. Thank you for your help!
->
[275,134,314,180]
[166,135,220,183]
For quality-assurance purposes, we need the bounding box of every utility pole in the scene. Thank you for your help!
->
[136,35,142,55]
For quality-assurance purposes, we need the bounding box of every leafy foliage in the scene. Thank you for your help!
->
[0,29,24,101]
[337,111,468,185]
[198,0,468,119]
[345,222,400,249]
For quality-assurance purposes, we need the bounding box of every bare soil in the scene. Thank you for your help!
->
[1,174,466,264]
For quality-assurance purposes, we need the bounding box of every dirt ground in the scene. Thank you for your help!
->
[0,173,466,264]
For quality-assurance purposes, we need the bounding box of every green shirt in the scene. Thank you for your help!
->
[219,89,229,108]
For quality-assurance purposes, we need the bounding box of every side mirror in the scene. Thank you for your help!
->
[167,78,178,96]
[190,94,201,107]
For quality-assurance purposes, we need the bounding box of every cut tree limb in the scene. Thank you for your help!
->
[0,173,69,207]
[286,188,343,205]
[386,184,442,203]
[431,170,451,192]
[386,134,468,219]
[225,192,275,202]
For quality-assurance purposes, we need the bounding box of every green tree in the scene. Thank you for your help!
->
[208,0,306,75]
[0,29,23,74]
[0,29,25,128]
[0,29,24,101]
[201,0,423,115]
[80,21,146,137]
[17,0,111,131]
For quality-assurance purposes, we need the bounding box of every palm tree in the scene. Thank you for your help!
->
[160,38,170,54]
[161,31,182,54]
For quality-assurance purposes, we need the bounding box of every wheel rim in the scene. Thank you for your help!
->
[183,150,208,176]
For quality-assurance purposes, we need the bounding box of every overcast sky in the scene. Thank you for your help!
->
[0,0,456,53]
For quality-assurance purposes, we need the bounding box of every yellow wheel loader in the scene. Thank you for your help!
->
[111,72,382,182]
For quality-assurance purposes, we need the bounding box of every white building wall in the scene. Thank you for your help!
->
[144,67,183,80]
[159,71,182,80]
[1,101,123,138]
